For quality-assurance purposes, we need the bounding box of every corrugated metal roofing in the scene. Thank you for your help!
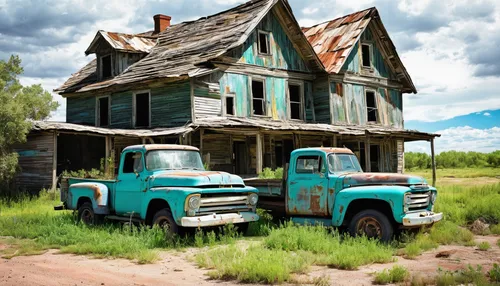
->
[85,31,157,55]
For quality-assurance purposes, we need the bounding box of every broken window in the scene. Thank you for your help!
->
[366,90,378,122]
[288,83,302,120]
[134,92,150,127]
[97,96,109,127]
[101,55,112,78]
[252,79,266,116]
[361,44,371,68]
[258,31,270,55]
[122,152,143,173]
[296,155,323,174]
[224,93,235,116]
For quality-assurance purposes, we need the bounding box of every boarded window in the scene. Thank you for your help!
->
[361,44,371,68]
[225,93,235,116]
[366,91,378,122]
[122,152,143,173]
[97,97,109,126]
[258,31,270,55]
[296,155,323,174]
[101,55,112,78]
[252,80,266,116]
[289,84,302,120]
[134,92,150,127]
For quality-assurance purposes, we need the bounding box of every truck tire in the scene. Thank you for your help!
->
[152,208,179,236]
[236,222,249,235]
[349,209,393,242]
[78,202,103,225]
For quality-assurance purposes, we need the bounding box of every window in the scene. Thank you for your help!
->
[224,93,235,116]
[361,44,371,68]
[97,96,110,127]
[122,152,143,173]
[134,92,150,127]
[251,79,266,116]
[145,150,204,171]
[366,90,378,122]
[101,55,112,78]
[288,83,302,120]
[296,155,323,174]
[258,31,270,55]
[327,154,363,173]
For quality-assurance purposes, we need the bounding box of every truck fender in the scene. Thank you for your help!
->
[69,182,110,215]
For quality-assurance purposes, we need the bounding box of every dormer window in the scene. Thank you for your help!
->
[258,30,270,55]
[361,43,372,68]
[101,54,113,79]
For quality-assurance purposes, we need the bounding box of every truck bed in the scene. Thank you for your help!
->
[244,178,286,218]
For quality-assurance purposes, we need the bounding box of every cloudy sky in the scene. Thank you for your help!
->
[1,0,499,153]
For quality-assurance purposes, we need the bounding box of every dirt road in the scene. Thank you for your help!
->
[1,235,499,286]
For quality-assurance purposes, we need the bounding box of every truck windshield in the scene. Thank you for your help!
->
[145,150,205,171]
[328,154,363,173]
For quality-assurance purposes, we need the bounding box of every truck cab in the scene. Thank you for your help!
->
[246,147,442,241]
[58,144,259,234]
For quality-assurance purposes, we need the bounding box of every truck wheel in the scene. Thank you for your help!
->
[152,208,178,236]
[236,223,249,235]
[349,209,393,242]
[78,202,103,225]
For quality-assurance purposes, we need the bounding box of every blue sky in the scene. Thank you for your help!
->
[0,0,499,154]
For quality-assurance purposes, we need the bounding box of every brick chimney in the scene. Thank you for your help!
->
[153,14,171,33]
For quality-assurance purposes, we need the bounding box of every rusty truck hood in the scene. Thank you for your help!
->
[149,170,245,188]
[341,173,428,188]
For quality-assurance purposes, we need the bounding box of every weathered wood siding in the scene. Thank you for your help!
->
[304,81,315,122]
[227,11,309,72]
[115,52,143,74]
[330,81,346,123]
[66,96,95,125]
[265,76,287,120]
[151,81,191,127]
[379,88,403,128]
[202,132,233,173]
[219,72,249,117]
[343,83,366,125]
[312,76,330,124]
[194,78,222,119]
[110,91,132,128]
[13,132,54,192]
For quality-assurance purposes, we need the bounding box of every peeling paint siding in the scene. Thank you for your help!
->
[312,77,330,123]
[67,96,95,125]
[235,12,309,72]
[194,83,221,119]
[342,42,360,74]
[343,83,365,125]
[304,81,315,122]
[151,81,191,127]
[219,73,249,117]
[110,92,132,128]
[330,81,346,123]
[265,76,287,120]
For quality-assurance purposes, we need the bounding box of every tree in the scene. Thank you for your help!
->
[0,55,59,183]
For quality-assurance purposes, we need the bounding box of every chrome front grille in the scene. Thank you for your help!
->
[408,192,431,211]
[196,195,252,215]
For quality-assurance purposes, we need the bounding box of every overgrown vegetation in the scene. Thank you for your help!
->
[405,150,500,170]
[478,241,491,251]
[258,167,284,179]
[373,265,409,285]
[435,265,492,286]
[61,156,115,180]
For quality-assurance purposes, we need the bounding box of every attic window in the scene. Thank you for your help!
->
[101,55,112,78]
[258,30,270,55]
[224,93,235,116]
[366,90,378,123]
[361,44,371,68]
[251,79,266,116]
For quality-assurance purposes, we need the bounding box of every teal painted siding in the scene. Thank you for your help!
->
[378,88,403,128]
[330,81,346,123]
[151,81,191,127]
[312,77,330,124]
[342,42,360,74]
[304,81,314,122]
[67,96,95,125]
[219,73,249,117]
[229,12,309,72]
[110,92,132,128]
[343,83,365,125]
[265,76,287,120]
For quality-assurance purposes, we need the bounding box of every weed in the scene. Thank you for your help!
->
[490,224,500,235]
[258,167,284,179]
[435,265,489,286]
[478,241,491,251]
[428,221,475,246]
[490,264,500,283]
[312,274,331,286]
[373,265,410,284]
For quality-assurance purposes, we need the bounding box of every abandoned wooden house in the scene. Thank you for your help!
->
[15,0,439,192]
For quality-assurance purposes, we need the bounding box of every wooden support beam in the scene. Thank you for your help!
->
[51,131,58,190]
[431,138,436,186]
[199,129,204,155]
[256,133,263,174]
[333,134,337,147]
[365,135,371,172]
[105,136,111,172]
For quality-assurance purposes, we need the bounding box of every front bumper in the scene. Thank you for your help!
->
[180,212,259,227]
[402,211,443,227]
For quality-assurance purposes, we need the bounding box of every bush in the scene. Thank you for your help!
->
[405,150,499,170]
[477,241,491,251]
[258,167,284,179]
[373,265,409,284]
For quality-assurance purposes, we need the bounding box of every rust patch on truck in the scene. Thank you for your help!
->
[329,188,335,195]
[339,205,344,214]
[71,184,103,204]
[310,195,321,213]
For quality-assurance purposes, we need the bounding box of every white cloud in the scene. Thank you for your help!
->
[484,112,491,116]
[405,126,500,153]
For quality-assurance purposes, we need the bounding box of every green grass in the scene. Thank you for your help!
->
[478,241,491,251]
[373,265,410,285]
[408,167,500,179]
[435,265,492,286]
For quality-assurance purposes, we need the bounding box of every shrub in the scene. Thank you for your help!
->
[477,241,491,251]
[373,265,409,284]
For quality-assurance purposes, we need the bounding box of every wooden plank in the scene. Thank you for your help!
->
[365,134,371,172]
[256,133,263,174]
[51,131,57,190]
[431,138,436,186]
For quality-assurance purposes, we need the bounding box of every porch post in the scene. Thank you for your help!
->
[430,138,436,186]
[199,129,204,155]
[256,132,263,174]
[51,131,58,190]
[364,133,371,172]
[105,136,111,172]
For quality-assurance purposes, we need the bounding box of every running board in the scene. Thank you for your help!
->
[105,215,143,223]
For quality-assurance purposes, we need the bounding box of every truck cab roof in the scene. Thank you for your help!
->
[122,144,200,152]
[292,147,354,155]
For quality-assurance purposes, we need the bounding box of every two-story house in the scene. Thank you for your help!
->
[15,0,438,192]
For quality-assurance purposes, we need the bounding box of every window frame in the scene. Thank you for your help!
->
[121,151,144,174]
[222,92,236,117]
[250,77,267,117]
[365,89,378,123]
[100,54,113,79]
[257,30,271,56]
[361,43,372,69]
[295,155,324,174]
[132,90,151,128]
[287,80,304,121]
[95,95,111,127]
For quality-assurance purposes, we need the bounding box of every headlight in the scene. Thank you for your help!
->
[185,195,201,211]
[248,193,258,206]
[404,193,412,205]
[431,192,437,204]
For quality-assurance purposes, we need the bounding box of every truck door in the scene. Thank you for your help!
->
[114,151,145,216]
[287,152,329,216]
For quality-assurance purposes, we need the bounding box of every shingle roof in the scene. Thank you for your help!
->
[85,31,158,55]
[53,59,97,94]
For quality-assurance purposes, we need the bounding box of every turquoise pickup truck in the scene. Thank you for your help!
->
[245,147,442,241]
[55,144,259,234]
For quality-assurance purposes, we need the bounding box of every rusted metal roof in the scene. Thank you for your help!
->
[302,8,375,74]
[85,31,158,55]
